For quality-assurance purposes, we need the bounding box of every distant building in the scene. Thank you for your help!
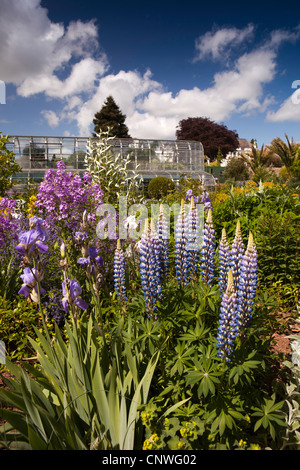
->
[222,138,255,166]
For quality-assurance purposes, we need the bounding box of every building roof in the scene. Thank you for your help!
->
[238,138,252,149]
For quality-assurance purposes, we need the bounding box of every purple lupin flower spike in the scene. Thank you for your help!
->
[236,231,258,331]
[218,227,230,294]
[140,219,161,314]
[186,196,200,280]
[200,209,216,285]
[157,205,169,279]
[216,270,239,362]
[230,220,245,289]
[113,239,127,302]
[174,200,190,287]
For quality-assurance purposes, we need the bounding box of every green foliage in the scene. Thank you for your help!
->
[223,158,250,182]
[211,183,300,290]
[0,254,22,301]
[1,175,299,450]
[269,134,300,177]
[255,210,300,286]
[0,314,160,450]
[85,129,143,206]
[0,297,40,360]
[0,133,22,196]
[93,95,131,138]
[147,176,176,200]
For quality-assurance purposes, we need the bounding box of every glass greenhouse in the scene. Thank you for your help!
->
[8,135,216,190]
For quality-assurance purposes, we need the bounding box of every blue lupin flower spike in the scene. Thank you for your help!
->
[236,231,258,331]
[174,199,190,286]
[140,219,161,314]
[200,209,216,285]
[218,227,230,294]
[230,220,245,289]
[113,239,127,302]
[186,196,200,280]
[150,218,162,290]
[216,269,239,362]
[157,205,169,279]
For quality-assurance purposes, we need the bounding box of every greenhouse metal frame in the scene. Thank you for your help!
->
[8,135,216,190]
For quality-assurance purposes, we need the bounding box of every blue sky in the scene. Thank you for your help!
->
[0,0,300,148]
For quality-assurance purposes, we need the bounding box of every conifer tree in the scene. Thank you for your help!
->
[92,96,131,138]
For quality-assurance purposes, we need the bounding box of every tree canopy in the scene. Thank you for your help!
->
[176,117,239,161]
[0,132,22,196]
[93,96,131,138]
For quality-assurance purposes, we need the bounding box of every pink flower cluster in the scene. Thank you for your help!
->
[35,161,103,234]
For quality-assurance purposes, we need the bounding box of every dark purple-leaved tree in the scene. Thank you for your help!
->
[176,117,239,161]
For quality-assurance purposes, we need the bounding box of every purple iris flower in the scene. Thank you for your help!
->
[15,229,48,256]
[61,279,89,313]
[186,189,193,200]
[77,246,103,273]
[18,267,46,297]
[74,232,88,245]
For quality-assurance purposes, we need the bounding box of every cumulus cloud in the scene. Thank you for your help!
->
[194,24,255,61]
[0,0,108,93]
[266,90,300,122]
[75,69,162,136]
[41,110,60,128]
[1,1,300,139]
[137,48,277,124]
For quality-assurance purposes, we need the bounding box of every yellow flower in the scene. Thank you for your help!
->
[238,439,247,448]
[27,194,37,218]
[249,443,261,450]
[143,439,153,450]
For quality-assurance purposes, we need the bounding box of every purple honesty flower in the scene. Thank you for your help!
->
[18,267,46,299]
[61,279,89,313]
[35,161,103,235]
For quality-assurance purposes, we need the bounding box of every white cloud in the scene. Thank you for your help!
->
[266,92,300,122]
[17,57,107,98]
[1,2,300,139]
[194,24,254,61]
[0,0,108,94]
[268,25,300,49]
[75,69,162,136]
[41,110,60,128]
[137,48,277,124]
